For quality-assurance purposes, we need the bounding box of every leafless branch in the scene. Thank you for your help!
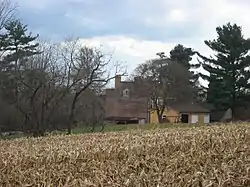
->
[0,0,17,30]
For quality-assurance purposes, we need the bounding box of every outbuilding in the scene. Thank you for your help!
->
[150,102,210,124]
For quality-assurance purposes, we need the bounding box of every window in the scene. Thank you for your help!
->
[148,99,156,108]
[157,97,163,106]
[150,99,154,108]
[123,88,129,98]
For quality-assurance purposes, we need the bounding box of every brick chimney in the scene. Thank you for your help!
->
[115,75,121,90]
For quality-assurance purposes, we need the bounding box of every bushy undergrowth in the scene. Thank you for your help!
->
[0,124,249,186]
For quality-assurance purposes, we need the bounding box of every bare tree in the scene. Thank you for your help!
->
[134,57,195,123]
[0,0,17,59]
[0,35,126,136]
[60,38,125,134]
[12,40,62,136]
[0,0,16,29]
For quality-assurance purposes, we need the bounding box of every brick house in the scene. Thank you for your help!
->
[103,75,149,124]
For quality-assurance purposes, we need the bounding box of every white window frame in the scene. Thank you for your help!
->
[123,88,129,98]
[157,97,163,106]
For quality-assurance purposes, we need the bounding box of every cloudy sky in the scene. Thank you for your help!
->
[13,0,250,81]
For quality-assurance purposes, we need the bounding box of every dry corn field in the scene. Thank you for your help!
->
[0,124,249,187]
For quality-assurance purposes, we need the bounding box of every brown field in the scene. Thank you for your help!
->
[0,124,249,187]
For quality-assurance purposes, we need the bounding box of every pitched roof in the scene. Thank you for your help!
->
[169,102,210,113]
[104,97,148,120]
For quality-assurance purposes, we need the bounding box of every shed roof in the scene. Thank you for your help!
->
[169,102,210,113]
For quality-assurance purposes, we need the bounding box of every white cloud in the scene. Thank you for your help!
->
[167,9,187,23]
[159,0,250,37]
[136,0,250,41]
[79,35,177,71]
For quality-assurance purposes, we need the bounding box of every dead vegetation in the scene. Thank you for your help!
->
[0,124,249,187]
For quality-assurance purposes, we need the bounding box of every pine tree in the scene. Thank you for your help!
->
[170,44,203,101]
[0,19,40,102]
[0,20,40,71]
[197,22,250,117]
[170,44,196,68]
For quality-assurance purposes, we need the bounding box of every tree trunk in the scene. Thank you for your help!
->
[100,123,106,132]
[68,112,73,135]
[39,85,46,135]
[156,106,165,123]
[156,109,162,123]
[68,94,78,135]
[90,103,97,132]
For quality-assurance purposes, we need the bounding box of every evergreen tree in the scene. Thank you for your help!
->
[170,44,204,101]
[197,22,250,117]
[170,44,196,68]
[0,19,39,71]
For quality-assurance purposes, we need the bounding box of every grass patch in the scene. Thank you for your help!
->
[72,122,208,134]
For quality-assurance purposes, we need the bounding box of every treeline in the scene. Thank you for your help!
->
[0,0,124,136]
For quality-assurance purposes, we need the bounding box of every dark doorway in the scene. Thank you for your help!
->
[126,120,139,124]
[181,114,189,123]
[162,115,167,122]
[116,120,139,124]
